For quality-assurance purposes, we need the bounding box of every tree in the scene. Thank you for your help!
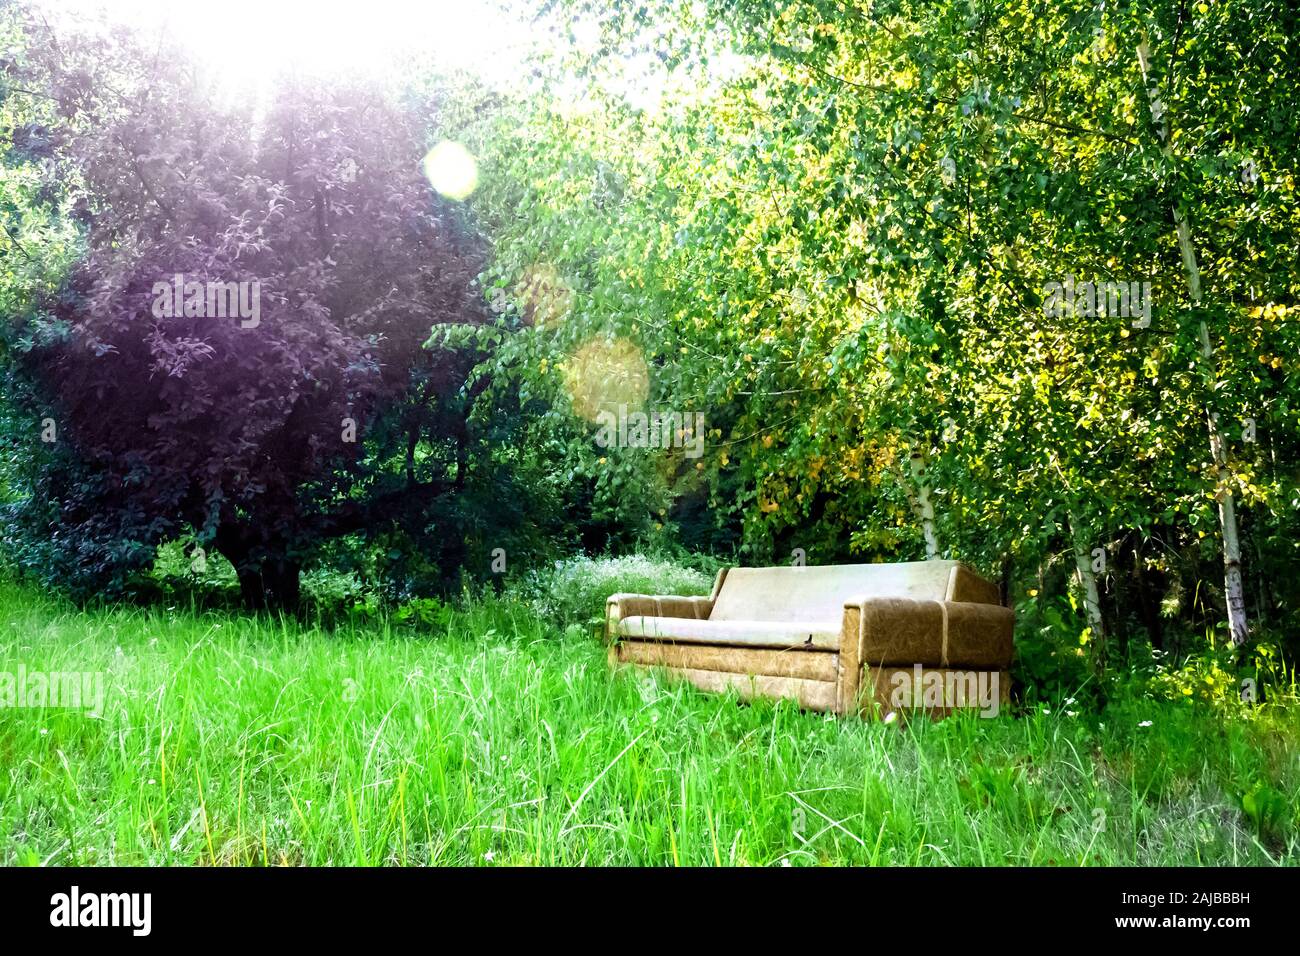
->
[488,0,1300,651]
[1,16,489,608]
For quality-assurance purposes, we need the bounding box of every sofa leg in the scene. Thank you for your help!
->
[837,606,864,715]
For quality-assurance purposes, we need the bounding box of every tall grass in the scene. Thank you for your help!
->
[0,573,1295,866]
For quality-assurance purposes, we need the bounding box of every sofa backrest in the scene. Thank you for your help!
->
[708,560,1000,623]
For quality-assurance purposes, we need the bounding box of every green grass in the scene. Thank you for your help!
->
[0,580,1295,866]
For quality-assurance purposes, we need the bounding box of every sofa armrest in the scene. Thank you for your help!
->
[837,596,1014,713]
[604,593,714,642]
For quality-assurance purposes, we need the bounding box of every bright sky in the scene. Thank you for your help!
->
[33,0,753,125]
[36,0,536,88]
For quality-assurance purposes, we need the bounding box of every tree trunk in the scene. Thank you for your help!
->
[905,444,940,558]
[999,553,1014,608]
[233,562,301,612]
[236,569,266,610]
[216,523,302,613]
[1137,40,1249,646]
[1128,534,1164,652]
[1070,515,1106,646]
[262,559,302,612]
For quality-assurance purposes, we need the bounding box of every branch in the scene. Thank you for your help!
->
[318,478,452,540]
[806,60,1138,147]
[124,148,177,222]
[0,220,34,261]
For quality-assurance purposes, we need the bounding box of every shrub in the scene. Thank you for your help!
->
[516,554,715,628]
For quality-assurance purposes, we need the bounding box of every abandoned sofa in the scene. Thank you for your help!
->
[605,560,1013,719]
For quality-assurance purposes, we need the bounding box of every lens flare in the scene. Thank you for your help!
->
[422,141,479,200]
[562,337,650,422]
[516,263,573,326]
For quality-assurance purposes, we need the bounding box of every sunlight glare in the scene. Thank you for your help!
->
[563,338,650,422]
[422,141,479,201]
[38,0,527,88]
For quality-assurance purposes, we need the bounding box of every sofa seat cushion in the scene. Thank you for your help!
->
[616,615,841,651]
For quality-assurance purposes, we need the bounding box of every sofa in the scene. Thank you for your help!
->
[605,560,1014,719]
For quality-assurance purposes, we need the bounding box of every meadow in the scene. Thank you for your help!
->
[3,0,1299,878]
[1,559,1294,867]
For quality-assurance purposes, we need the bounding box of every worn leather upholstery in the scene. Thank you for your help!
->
[605,560,1013,718]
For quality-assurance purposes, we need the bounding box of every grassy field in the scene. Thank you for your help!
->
[0,575,1296,866]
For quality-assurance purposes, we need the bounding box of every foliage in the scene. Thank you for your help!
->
[1,0,1298,710]
[516,552,716,627]
[454,0,1300,664]
[0,14,491,608]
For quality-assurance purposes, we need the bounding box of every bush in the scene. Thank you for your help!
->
[138,538,381,619]
[301,566,371,616]
[1010,593,1098,707]
[515,554,716,628]
[1129,631,1297,713]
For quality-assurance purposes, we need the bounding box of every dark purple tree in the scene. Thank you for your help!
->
[4,18,489,608]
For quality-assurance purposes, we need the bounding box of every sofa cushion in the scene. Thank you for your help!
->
[616,615,841,651]
[709,560,969,624]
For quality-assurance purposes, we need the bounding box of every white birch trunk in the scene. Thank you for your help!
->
[1070,519,1105,640]
[1138,41,1249,645]
[909,447,939,559]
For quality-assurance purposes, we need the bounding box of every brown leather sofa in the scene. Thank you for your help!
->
[606,560,1013,718]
